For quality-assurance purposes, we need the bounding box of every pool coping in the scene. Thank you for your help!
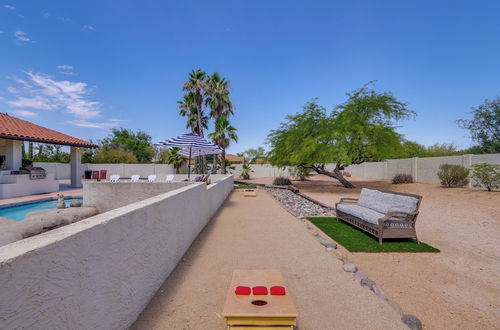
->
[0,195,83,210]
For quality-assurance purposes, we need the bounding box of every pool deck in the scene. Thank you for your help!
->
[0,181,82,207]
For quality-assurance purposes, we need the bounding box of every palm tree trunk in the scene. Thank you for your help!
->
[221,149,226,174]
[194,91,208,173]
[212,154,218,174]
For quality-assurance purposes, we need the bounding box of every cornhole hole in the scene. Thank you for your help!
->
[243,189,257,197]
[222,269,298,329]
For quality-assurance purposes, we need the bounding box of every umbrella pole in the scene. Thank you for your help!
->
[188,146,192,180]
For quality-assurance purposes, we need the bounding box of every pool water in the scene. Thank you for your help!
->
[0,198,83,221]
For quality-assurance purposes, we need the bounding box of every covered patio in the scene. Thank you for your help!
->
[0,113,97,199]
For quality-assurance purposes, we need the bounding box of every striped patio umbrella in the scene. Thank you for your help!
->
[156,133,222,179]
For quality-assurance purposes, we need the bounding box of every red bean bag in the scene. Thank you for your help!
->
[270,286,286,295]
[252,286,268,295]
[235,286,251,295]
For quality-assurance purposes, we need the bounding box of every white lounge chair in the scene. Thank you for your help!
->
[131,174,140,182]
[148,174,157,182]
[165,174,174,183]
[110,174,120,182]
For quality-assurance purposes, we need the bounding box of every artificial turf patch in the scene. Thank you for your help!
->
[307,217,440,253]
[234,185,254,189]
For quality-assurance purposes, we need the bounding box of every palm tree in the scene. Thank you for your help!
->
[160,147,187,174]
[182,69,207,137]
[209,116,238,174]
[205,72,233,171]
[178,94,208,134]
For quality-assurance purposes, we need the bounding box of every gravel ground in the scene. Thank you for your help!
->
[264,186,334,217]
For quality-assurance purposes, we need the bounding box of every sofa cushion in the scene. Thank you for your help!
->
[357,188,419,214]
[337,204,385,225]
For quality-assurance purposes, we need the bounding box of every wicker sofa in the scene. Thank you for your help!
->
[335,188,422,244]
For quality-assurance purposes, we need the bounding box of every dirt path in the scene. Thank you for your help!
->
[131,190,406,330]
[294,175,500,329]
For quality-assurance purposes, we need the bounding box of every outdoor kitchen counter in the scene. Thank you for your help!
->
[0,173,58,198]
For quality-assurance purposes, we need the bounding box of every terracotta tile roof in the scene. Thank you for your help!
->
[226,154,245,163]
[0,113,98,148]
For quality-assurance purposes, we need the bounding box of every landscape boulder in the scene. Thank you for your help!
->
[0,217,17,227]
[360,277,376,289]
[25,207,98,225]
[0,230,23,246]
[342,263,357,273]
[70,200,83,207]
[401,314,423,330]
[0,207,99,247]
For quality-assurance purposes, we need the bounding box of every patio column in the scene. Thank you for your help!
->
[70,146,82,188]
[5,139,22,170]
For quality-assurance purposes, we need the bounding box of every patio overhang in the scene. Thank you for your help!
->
[0,113,97,192]
[0,113,98,148]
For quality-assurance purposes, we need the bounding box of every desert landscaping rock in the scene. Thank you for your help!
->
[401,314,423,330]
[354,270,368,280]
[388,300,404,316]
[371,284,388,300]
[264,187,334,217]
[360,277,376,289]
[319,237,337,249]
[343,263,357,273]
[70,200,83,207]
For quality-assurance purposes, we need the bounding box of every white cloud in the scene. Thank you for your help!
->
[3,72,121,129]
[81,25,94,32]
[6,71,101,119]
[8,96,55,110]
[66,118,123,129]
[41,10,49,18]
[57,64,74,75]
[14,30,34,43]
[3,4,15,10]
[57,65,73,71]
[12,110,38,118]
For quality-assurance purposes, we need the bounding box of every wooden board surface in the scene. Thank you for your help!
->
[222,269,298,318]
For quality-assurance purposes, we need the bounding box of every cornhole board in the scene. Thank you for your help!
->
[222,269,298,329]
[243,189,257,197]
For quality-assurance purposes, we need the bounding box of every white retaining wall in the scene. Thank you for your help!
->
[346,153,500,184]
[0,175,233,329]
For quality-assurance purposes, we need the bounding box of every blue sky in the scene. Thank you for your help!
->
[1,0,499,154]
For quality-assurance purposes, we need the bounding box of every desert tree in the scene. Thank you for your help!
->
[457,97,500,153]
[267,84,415,188]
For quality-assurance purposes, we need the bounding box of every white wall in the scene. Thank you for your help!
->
[0,173,59,198]
[33,162,182,180]
[346,153,500,184]
[0,175,233,330]
[83,181,191,213]
[230,164,291,179]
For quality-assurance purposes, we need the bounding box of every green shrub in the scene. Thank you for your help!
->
[288,166,311,180]
[392,173,414,184]
[470,163,500,191]
[273,176,292,185]
[437,164,469,187]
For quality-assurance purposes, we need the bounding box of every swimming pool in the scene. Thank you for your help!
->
[0,198,83,221]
